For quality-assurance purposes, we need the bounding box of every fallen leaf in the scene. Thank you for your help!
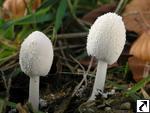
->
[130,30,150,61]
[128,56,146,82]
[123,0,150,12]
[82,4,116,24]
[16,103,29,113]
[122,0,150,34]
[2,0,41,20]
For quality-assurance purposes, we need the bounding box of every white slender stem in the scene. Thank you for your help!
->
[89,60,107,101]
[29,76,39,110]
[143,62,150,78]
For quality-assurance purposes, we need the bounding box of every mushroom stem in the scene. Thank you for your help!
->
[89,60,107,100]
[143,62,150,78]
[29,76,39,110]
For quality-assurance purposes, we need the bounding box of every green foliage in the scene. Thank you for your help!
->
[37,0,57,10]
[0,99,5,113]
[16,26,34,42]
[0,0,3,6]
[0,50,14,59]
[53,0,68,39]
[107,80,128,90]
[0,39,17,64]
[0,0,56,63]
[1,7,53,29]
[108,65,128,74]
[125,76,150,96]
[78,0,98,8]
[0,19,14,39]
[72,0,79,12]
[128,93,141,101]
[3,25,14,39]
[99,0,111,4]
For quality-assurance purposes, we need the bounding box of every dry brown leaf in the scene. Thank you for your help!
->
[82,4,116,24]
[2,0,41,20]
[16,103,29,113]
[130,30,150,61]
[128,56,146,82]
[122,0,150,34]
[31,0,41,11]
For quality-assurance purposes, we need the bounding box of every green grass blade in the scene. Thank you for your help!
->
[37,0,57,10]
[0,99,5,113]
[99,0,111,4]
[0,19,14,39]
[3,25,14,39]
[1,7,53,29]
[125,76,150,96]
[54,0,68,32]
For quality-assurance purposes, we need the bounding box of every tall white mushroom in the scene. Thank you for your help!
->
[19,31,53,110]
[86,13,126,100]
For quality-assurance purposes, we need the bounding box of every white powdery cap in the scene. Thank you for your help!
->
[19,31,54,77]
[86,12,126,64]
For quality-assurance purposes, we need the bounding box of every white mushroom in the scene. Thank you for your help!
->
[19,31,53,110]
[86,12,126,100]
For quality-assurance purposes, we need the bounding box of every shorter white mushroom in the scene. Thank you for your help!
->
[86,13,126,100]
[19,31,53,110]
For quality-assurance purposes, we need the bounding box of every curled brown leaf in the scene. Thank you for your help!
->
[122,0,150,34]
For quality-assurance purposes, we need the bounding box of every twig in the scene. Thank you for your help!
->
[0,52,18,67]
[70,55,85,74]
[115,0,124,14]
[0,68,17,113]
[115,0,129,14]
[54,44,85,51]
[56,32,88,39]
[0,70,7,91]
[70,55,87,94]
[78,99,101,113]
[58,56,75,63]
[67,0,89,31]
[1,62,19,72]
[0,70,7,113]
[58,41,74,73]
[77,18,92,26]
[72,56,94,97]
[58,72,95,77]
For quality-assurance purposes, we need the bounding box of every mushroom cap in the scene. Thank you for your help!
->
[19,31,54,77]
[86,12,126,64]
[130,30,150,61]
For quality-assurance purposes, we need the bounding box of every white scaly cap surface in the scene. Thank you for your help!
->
[86,12,126,64]
[19,31,53,77]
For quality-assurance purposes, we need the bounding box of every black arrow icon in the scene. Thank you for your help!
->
[139,101,147,111]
